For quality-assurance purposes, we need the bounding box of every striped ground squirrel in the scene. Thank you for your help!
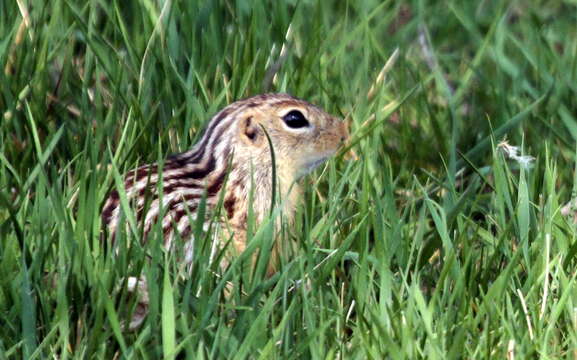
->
[102,93,348,327]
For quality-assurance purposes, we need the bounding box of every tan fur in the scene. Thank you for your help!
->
[104,93,347,265]
[218,96,348,273]
[103,94,347,328]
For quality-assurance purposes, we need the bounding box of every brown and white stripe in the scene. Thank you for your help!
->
[102,101,244,246]
[102,92,348,262]
[102,93,349,329]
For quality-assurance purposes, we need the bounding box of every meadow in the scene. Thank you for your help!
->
[2,0,577,358]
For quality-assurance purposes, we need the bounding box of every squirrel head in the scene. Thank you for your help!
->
[233,93,348,181]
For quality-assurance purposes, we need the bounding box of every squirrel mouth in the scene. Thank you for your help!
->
[299,155,331,177]
[306,157,329,170]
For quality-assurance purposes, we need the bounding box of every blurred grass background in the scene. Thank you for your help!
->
[2,0,577,358]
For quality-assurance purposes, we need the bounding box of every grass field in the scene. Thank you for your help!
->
[2,0,577,358]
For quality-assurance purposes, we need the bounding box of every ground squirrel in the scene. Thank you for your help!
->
[102,93,348,327]
[103,93,347,261]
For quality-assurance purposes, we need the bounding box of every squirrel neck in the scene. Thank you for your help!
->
[222,146,302,231]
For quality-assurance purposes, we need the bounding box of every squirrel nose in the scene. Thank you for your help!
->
[339,120,349,142]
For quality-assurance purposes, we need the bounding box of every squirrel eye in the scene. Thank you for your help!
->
[282,110,309,129]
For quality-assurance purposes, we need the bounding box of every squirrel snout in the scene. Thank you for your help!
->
[338,120,349,143]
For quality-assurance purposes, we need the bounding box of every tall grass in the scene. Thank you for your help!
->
[2,0,577,358]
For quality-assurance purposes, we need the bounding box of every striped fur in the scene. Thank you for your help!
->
[102,101,240,247]
[102,93,348,265]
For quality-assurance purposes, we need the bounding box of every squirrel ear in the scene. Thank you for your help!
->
[239,116,264,147]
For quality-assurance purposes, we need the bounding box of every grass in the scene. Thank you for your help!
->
[2,0,577,358]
